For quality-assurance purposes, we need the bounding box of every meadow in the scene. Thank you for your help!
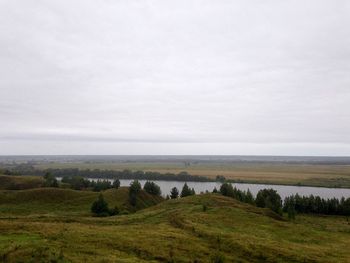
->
[0,182,350,262]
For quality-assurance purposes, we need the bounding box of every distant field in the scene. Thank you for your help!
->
[0,193,349,262]
[34,162,350,188]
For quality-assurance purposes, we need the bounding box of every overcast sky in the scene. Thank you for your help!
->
[0,0,350,155]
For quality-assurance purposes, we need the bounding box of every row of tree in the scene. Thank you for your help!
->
[219,183,283,215]
[14,166,213,182]
[283,194,350,216]
[218,182,350,217]
[91,181,196,216]
[60,175,120,191]
[168,183,196,199]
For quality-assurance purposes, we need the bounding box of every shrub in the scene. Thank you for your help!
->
[113,179,120,188]
[91,194,110,217]
[202,204,208,212]
[43,172,58,188]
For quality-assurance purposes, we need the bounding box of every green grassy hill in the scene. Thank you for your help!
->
[0,175,44,190]
[0,193,349,262]
[0,187,163,216]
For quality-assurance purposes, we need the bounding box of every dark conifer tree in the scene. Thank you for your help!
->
[180,183,192,197]
[170,187,179,199]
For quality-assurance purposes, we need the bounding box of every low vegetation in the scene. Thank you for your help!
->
[0,193,349,262]
[1,175,350,261]
[91,194,119,217]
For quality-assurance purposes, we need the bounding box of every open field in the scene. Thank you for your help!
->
[0,191,349,262]
[34,162,350,188]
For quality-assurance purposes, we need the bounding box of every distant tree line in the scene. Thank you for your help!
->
[11,166,213,182]
[60,175,120,191]
[0,169,21,176]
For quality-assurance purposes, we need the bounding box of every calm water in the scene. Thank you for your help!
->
[86,178,350,200]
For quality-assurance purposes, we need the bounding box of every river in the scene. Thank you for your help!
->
[85,178,350,200]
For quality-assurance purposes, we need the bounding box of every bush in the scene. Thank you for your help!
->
[202,204,208,212]
[109,206,120,216]
[91,194,110,217]
[43,172,58,188]
[113,179,120,188]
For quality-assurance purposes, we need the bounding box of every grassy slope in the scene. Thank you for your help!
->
[34,162,350,188]
[0,187,163,216]
[0,175,44,190]
[0,193,349,262]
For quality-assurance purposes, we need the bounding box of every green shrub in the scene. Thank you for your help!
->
[91,194,110,217]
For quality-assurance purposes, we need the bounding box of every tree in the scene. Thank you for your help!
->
[181,183,192,197]
[216,175,226,182]
[170,187,179,199]
[43,172,58,188]
[113,179,120,189]
[91,194,110,216]
[256,189,282,215]
[93,180,112,192]
[219,183,234,197]
[129,180,141,206]
[244,189,255,204]
[212,187,218,193]
[287,204,296,220]
[191,188,196,195]
[143,181,161,196]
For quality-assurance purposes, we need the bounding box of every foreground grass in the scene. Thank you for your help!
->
[34,162,350,188]
[0,191,349,262]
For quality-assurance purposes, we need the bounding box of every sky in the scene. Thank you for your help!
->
[0,0,350,155]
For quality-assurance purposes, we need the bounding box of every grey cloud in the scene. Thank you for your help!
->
[0,0,350,155]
